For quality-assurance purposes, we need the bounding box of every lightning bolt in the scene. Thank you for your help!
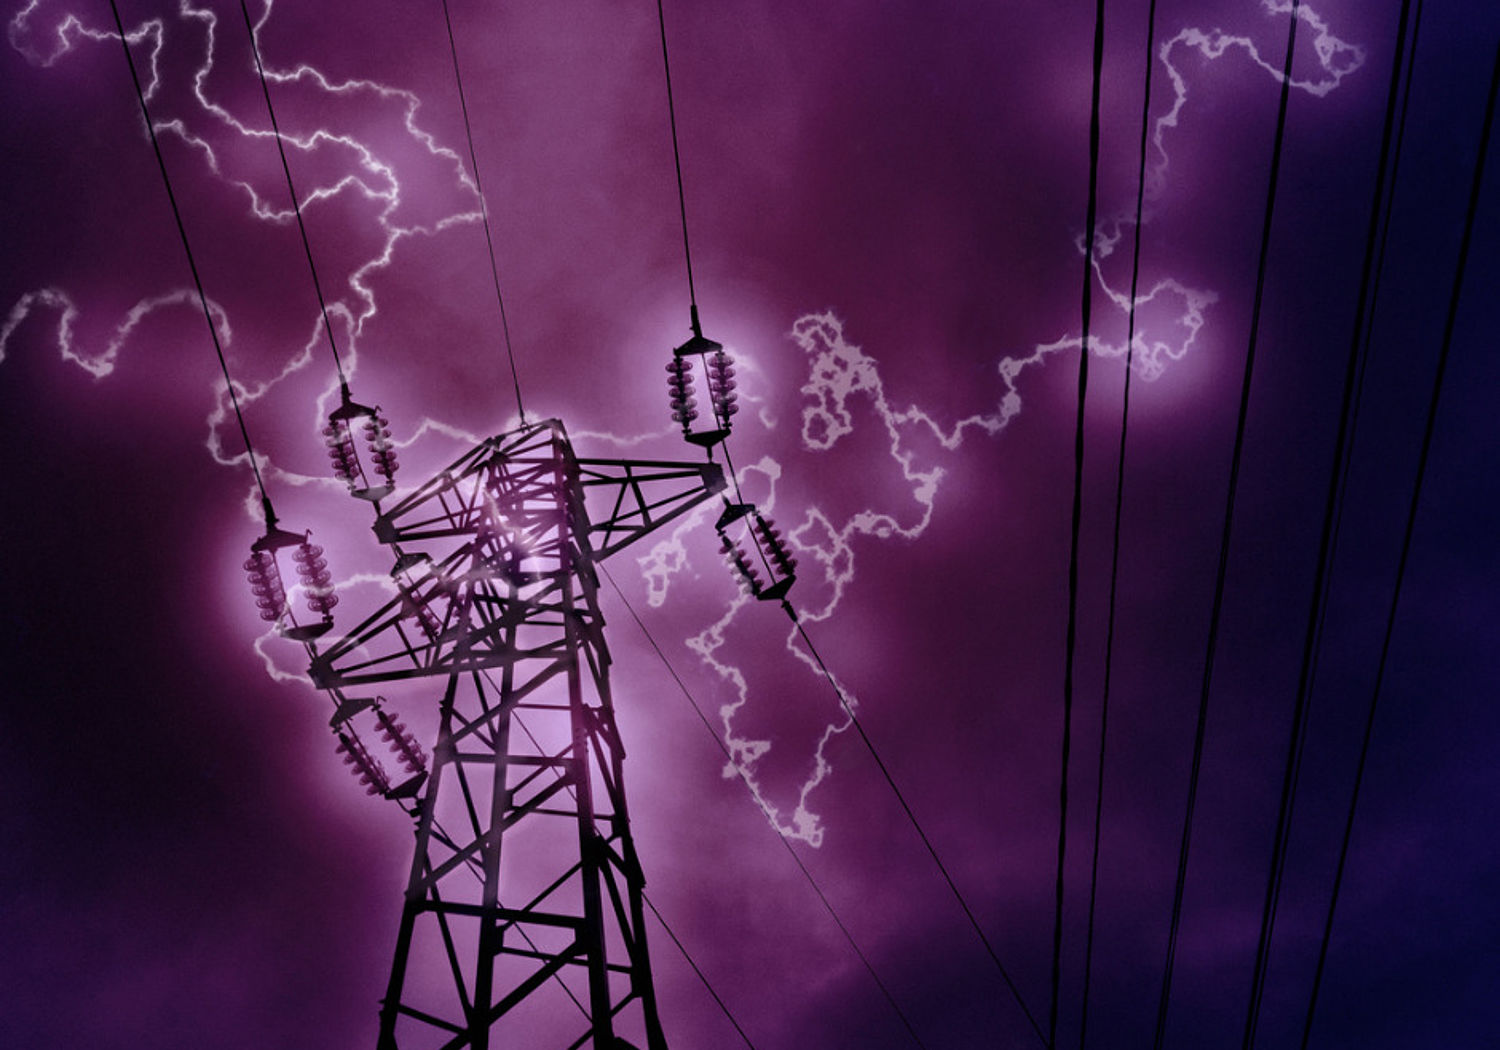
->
[630,1,1363,847]
[1149,0,1367,198]
[4,0,483,509]
[5,0,1367,848]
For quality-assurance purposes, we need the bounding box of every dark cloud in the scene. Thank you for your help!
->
[3,1,1497,1047]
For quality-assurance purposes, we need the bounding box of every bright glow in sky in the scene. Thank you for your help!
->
[3,1,1498,1048]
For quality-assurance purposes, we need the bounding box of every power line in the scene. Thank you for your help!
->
[630,14,924,1044]
[1238,3,1418,1047]
[782,604,1049,1048]
[641,894,758,1050]
[238,0,350,390]
[649,0,754,531]
[438,0,527,424]
[1053,0,1108,1042]
[1080,1,1159,1046]
[646,6,1064,1039]
[598,564,927,1049]
[654,0,699,315]
[1151,4,1303,1046]
[108,0,274,525]
[1299,34,1498,1050]
[1272,12,1430,1041]
[1276,0,1429,948]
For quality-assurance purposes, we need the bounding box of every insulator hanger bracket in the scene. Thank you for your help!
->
[246,524,338,642]
[325,694,428,802]
[667,306,739,449]
[325,384,399,503]
[716,506,797,603]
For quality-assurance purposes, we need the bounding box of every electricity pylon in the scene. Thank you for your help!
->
[301,418,724,1050]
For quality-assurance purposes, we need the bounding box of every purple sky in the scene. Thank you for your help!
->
[2,1,1497,1047]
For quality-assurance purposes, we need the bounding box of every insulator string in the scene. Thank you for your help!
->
[238,0,349,389]
[716,441,782,584]
[439,0,528,424]
[108,0,273,521]
[1152,5,1303,1047]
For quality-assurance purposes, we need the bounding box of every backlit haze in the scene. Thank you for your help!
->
[2,1,1497,1047]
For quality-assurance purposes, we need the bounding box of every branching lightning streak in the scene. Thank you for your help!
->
[1149,0,1366,197]
[642,285,1215,845]
[5,0,485,513]
[634,2,1361,848]
[7,0,1365,850]
[634,292,1218,845]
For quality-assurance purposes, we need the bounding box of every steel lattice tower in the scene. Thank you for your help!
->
[298,418,724,1049]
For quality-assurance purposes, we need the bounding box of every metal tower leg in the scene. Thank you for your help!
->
[304,422,721,1049]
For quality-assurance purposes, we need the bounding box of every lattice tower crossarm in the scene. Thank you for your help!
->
[306,419,724,1050]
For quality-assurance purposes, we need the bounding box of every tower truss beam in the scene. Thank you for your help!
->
[308,420,717,1050]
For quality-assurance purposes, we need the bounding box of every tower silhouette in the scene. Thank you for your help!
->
[294,418,725,1049]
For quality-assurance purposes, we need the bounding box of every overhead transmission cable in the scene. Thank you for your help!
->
[1299,36,1498,1050]
[651,0,776,545]
[653,0,764,548]
[1287,7,1431,1040]
[238,0,350,392]
[786,609,1048,1048]
[1150,4,1303,1047]
[650,5,1045,1041]
[1079,1,1160,1046]
[107,0,276,526]
[438,0,527,424]
[1266,1,1430,980]
[599,564,923,1050]
[1052,0,1108,1043]
[655,0,700,319]
[1292,0,1428,677]
[655,0,763,521]
[1237,3,1418,1048]
[639,894,759,1050]
[654,0,762,546]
